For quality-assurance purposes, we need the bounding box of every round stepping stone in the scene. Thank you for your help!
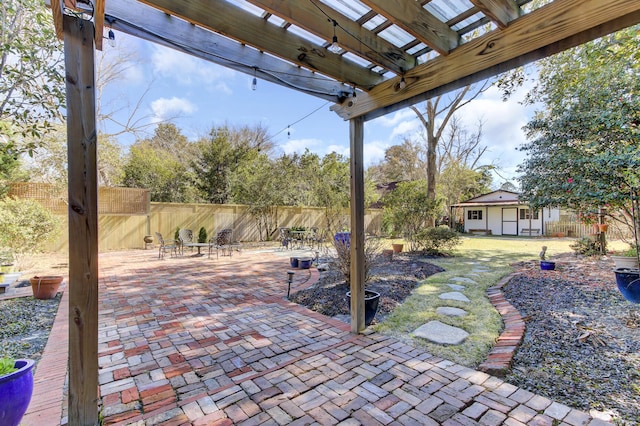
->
[436,307,468,317]
[447,284,465,291]
[439,292,470,302]
[451,277,477,284]
[414,321,470,345]
[472,268,489,273]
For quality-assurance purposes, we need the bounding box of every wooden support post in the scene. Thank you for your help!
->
[349,117,365,333]
[64,14,99,426]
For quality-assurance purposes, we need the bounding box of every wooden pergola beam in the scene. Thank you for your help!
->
[64,14,99,426]
[104,0,350,102]
[247,0,416,75]
[139,0,384,89]
[331,0,640,120]
[469,0,520,29]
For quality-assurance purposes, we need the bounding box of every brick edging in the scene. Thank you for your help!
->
[22,289,69,425]
[477,273,526,377]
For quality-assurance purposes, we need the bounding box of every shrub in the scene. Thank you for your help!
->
[174,227,180,241]
[198,227,208,243]
[570,237,603,256]
[414,226,461,255]
[0,198,59,268]
[332,236,383,284]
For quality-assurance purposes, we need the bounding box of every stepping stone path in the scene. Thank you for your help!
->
[436,306,467,317]
[414,320,470,344]
[451,276,477,284]
[416,273,481,345]
[439,291,470,302]
[447,283,465,291]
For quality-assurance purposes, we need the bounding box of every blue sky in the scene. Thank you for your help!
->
[101,32,537,186]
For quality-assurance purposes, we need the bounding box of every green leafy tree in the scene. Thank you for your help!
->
[123,143,195,202]
[123,124,198,202]
[0,0,65,151]
[517,27,640,244]
[192,124,273,203]
[382,180,441,250]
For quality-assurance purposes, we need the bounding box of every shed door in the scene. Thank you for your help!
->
[502,208,518,235]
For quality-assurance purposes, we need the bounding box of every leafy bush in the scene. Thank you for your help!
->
[414,226,461,255]
[198,227,208,243]
[0,198,59,267]
[570,237,603,256]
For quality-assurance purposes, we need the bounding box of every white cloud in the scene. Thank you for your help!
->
[150,45,235,93]
[373,109,415,127]
[150,97,197,122]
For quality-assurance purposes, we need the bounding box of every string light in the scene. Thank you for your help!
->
[399,76,406,90]
[328,20,341,53]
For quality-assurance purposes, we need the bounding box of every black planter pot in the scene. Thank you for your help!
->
[613,268,640,303]
[346,290,381,326]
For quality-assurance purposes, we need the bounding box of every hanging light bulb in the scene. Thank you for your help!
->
[107,29,116,47]
[328,20,341,54]
[399,76,406,90]
[251,68,257,91]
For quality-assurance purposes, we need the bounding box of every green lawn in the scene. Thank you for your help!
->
[375,235,625,367]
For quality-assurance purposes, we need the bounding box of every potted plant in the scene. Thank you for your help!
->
[29,276,64,299]
[539,246,556,270]
[334,236,383,326]
[613,186,640,303]
[611,245,639,269]
[197,227,208,244]
[0,357,35,426]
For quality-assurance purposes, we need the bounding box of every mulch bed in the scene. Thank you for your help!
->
[290,254,444,321]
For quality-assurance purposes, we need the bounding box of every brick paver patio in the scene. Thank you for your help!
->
[22,248,613,425]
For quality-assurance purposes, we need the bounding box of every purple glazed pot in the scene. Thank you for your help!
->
[0,359,35,426]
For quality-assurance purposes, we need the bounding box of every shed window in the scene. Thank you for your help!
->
[468,210,482,220]
[520,209,539,220]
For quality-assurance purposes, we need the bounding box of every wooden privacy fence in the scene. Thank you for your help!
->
[10,183,383,252]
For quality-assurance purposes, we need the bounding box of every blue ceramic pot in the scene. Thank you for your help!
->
[613,268,640,303]
[290,257,299,268]
[540,260,556,271]
[334,232,351,249]
[0,359,35,426]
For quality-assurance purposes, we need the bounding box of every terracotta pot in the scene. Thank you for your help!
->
[598,224,608,232]
[29,276,63,300]
[392,243,403,253]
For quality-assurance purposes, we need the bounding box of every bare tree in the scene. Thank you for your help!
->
[410,83,489,201]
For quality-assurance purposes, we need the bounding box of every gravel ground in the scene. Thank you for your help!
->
[504,256,640,424]
[0,294,61,363]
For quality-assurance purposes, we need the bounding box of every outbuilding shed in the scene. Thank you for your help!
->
[452,190,561,236]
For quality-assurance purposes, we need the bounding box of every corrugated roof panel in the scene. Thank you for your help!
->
[425,0,474,21]
[287,24,330,46]
[362,14,386,32]
[321,0,371,21]
[377,25,414,48]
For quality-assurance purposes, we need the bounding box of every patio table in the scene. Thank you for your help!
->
[183,242,211,257]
